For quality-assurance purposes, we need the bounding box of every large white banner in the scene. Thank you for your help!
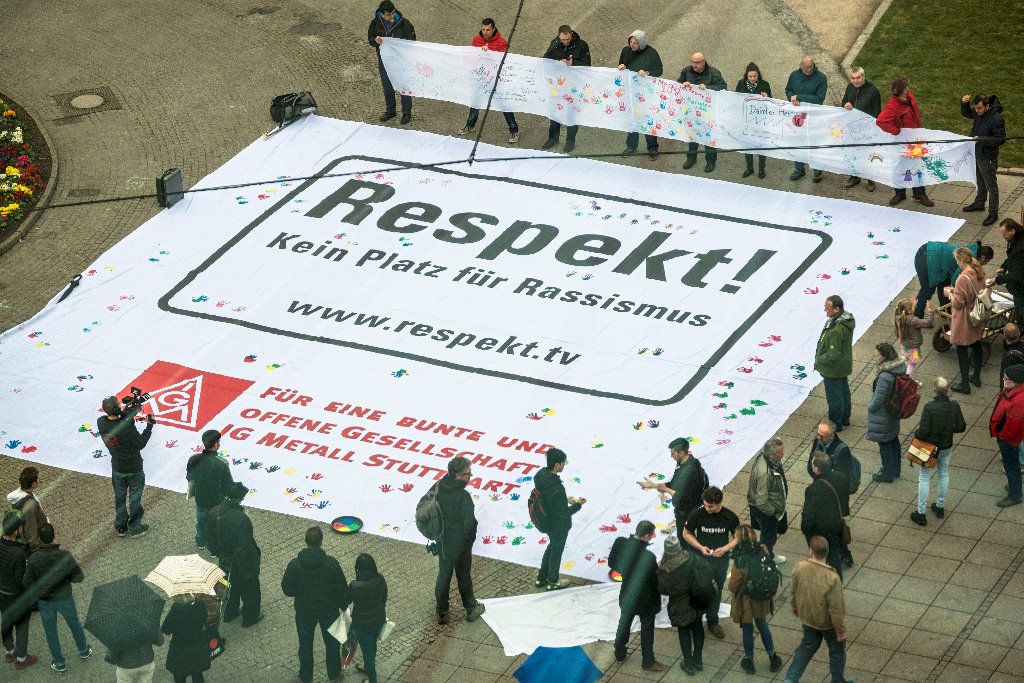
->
[0,117,960,580]
[381,39,976,190]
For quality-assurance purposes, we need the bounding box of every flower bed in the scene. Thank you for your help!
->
[0,94,50,243]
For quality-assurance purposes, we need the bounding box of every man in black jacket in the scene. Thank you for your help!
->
[801,454,849,579]
[535,448,585,590]
[961,93,1007,226]
[541,25,591,153]
[1000,324,1024,380]
[807,420,856,566]
[617,30,663,159]
[368,0,416,124]
[912,377,966,525]
[610,521,667,672]
[1,511,35,669]
[990,219,1024,322]
[640,438,705,541]
[206,482,262,626]
[678,52,727,172]
[23,524,91,673]
[435,457,485,624]
[97,396,154,538]
[186,429,233,549]
[841,67,882,191]
[282,526,351,683]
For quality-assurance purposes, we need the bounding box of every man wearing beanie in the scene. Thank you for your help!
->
[990,366,1024,507]
[206,482,263,625]
[609,521,667,672]
[185,430,233,548]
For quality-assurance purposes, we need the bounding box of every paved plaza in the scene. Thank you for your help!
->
[3,0,1024,680]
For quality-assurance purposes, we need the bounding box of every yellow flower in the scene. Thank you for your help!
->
[14,184,32,195]
[2,110,15,118]
[0,203,20,214]
[5,166,20,177]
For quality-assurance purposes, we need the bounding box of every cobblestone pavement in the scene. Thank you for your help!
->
[3,0,1024,681]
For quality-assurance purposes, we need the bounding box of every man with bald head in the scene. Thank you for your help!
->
[677,52,726,173]
[785,56,828,183]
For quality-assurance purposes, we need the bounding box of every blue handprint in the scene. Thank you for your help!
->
[316,500,330,509]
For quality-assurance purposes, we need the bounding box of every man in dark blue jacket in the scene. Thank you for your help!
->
[841,67,882,191]
[961,93,1007,226]
[541,25,591,153]
[785,56,828,182]
[610,521,667,672]
[282,526,351,683]
[185,429,233,548]
[368,0,416,124]
[535,448,585,590]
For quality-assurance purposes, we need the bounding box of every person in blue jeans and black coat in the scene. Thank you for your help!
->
[435,457,485,623]
[610,521,667,672]
[349,553,388,683]
[911,377,966,525]
[97,395,154,538]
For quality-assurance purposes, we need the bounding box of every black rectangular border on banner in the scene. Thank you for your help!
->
[159,155,831,406]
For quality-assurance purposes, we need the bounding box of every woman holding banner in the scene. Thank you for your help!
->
[735,63,771,179]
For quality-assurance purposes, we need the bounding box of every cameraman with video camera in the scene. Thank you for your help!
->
[96,391,154,539]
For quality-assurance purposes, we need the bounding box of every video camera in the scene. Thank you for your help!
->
[120,386,153,420]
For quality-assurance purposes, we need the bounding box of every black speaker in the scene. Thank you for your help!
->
[156,168,184,208]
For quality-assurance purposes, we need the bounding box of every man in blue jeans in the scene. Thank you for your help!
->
[22,524,91,674]
[784,536,848,683]
[186,429,233,548]
[814,296,855,433]
[97,396,154,538]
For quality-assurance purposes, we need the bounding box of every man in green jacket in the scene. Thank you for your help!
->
[785,56,828,182]
[617,30,663,159]
[814,295,855,433]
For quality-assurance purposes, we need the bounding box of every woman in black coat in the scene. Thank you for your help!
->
[161,594,210,683]
[349,553,388,683]
[736,62,771,179]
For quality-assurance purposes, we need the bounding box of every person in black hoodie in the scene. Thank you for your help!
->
[989,218,1024,322]
[610,521,668,672]
[801,454,849,579]
[640,438,706,542]
[807,421,855,567]
[434,457,484,624]
[205,482,262,626]
[22,523,91,673]
[535,448,585,590]
[349,553,388,683]
[541,25,592,153]
[97,395,154,538]
[736,63,772,179]
[1,510,36,669]
[368,0,416,124]
[185,430,233,549]
[617,30,663,159]
[961,93,1006,225]
[282,526,351,683]
[912,377,966,525]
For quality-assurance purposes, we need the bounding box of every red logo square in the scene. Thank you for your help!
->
[114,361,254,432]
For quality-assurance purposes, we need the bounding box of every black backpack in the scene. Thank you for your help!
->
[415,482,444,541]
[528,487,550,533]
[688,556,718,610]
[270,92,317,124]
[192,456,226,508]
[742,548,781,601]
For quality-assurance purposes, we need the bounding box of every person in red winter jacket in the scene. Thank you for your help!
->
[876,77,934,208]
[457,18,520,144]
[990,365,1024,506]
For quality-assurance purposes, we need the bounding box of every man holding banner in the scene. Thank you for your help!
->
[368,0,416,124]
[841,67,882,191]
[457,18,520,144]
[540,25,591,153]
[617,30,663,160]
[678,52,727,173]
[785,56,828,183]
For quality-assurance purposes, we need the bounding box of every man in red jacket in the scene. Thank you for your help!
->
[990,365,1024,506]
[876,77,934,208]
[457,18,520,144]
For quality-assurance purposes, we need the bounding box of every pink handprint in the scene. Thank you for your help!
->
[617,514,631,524]
[310,473,323,480]
[400,483,414,492]
[285,487,297,494]
[165,440,178,448]
[482,536,494,544]
[496,536,508,545]
[600,524,618,533]
[379,484,392,493]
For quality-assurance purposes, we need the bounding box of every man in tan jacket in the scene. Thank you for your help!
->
[783,536,848,682]
[6,467,48,553]
[746,438,788,563]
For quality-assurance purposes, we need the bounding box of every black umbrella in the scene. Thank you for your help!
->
[85,575,165,652]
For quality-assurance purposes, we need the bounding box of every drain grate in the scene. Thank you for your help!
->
[53,86,122,118]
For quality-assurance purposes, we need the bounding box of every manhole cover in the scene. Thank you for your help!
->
[69,94,105,110]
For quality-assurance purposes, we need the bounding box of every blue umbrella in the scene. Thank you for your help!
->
[513,646,603,683]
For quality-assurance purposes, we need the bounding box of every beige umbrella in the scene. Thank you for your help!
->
[144,554,225,597]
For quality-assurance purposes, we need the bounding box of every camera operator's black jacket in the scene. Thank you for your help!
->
[97,416,153,473]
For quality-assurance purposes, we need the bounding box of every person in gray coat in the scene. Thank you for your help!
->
[867,342,907,483]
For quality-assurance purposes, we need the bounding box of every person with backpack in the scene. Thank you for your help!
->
[808,420,858,567]
[745,438,788,564]
[6,466,47,553]
[683,486,738,639]
[912,377,967,525]
[205,482,262,627]
[784,536,848,683]
[640,438,706,542]
[534,448,585,591]
[434,457,485,624]
[1,510,36,670]
[990,365,1024,508]
[727,524,782,675]
[185,430,233,549]
[281,526,350,683]
[867,342,909,483]
[801,453,849,579]
[609,521,667,672]
[657,533,708,675]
